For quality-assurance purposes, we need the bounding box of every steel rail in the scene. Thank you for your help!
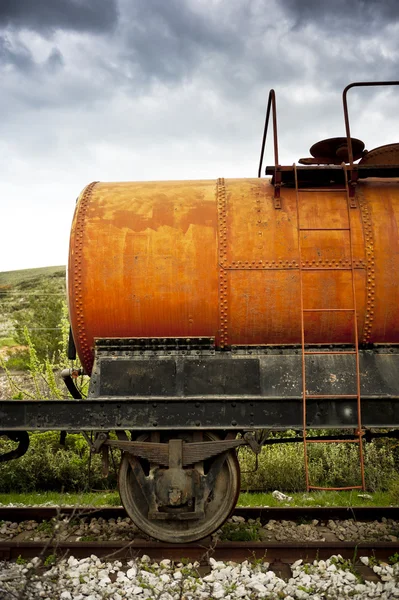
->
[1,539,398,563]
[1,505,399,524]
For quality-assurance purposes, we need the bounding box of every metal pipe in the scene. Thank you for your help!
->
[342,81,399,166]
[61,368,83,400]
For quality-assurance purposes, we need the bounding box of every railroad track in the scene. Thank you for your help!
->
[1,505,399,565]
[1,504,399,523]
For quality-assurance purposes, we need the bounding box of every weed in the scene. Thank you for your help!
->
[220,520,262,542]
[298,585,315,593]
[16,555,27,565]
[37,520,53,534]
[330,555,362,582]
[389,552,399,565]
[368,555,379,568]
[44,554,57,566]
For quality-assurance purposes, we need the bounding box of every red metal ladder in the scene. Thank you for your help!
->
[294,163,366,492]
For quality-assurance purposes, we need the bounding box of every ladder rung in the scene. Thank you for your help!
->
[308,486,363,491]
[304,351,356,355]
[303,308,355,312]
[305,394,358,398]
[306,439,361,444]
[297,189,346,193]
[299,227,350,231]
[302,267,353,271]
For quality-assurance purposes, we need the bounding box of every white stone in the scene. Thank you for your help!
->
[126,567,137,579]
[160,559,171,568]
[173,570,182,579]
[234,585,247,597]
[132,586,144,595]
[292,559,303,568]
[141,555,151,563]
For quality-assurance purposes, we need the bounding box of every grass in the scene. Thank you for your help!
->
[0,337,17,348]
[0,266,65,288]
[0,489,397,508]
[238,490,397,507]
[0,491,121,507]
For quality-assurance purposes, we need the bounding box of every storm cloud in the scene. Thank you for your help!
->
[0,0,398,271]
[0,0,119,34]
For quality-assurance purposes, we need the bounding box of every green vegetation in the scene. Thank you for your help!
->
[0,490,120,506]
[239,436,398,493]
[0,266,65,288]
[220,520,262,541]
[0,265,66,369]
[239,489,399,507]
[1,488,399,508]
[0,431,117,492]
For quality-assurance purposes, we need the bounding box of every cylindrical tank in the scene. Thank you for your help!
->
[68,178,399,373]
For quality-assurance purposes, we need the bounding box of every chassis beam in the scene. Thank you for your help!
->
[1,397,399,431]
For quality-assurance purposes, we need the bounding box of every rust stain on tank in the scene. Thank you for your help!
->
[69,178,399,373]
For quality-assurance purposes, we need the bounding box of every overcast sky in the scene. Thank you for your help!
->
[1,0,398,272]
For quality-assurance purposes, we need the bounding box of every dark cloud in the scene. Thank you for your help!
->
[119,0,244,83]
[47,47,64,71]
[0,33,33,71]
[0,0,118,34]
[281,0,399,29]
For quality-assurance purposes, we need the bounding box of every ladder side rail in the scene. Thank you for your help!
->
[343,164,366,490]
[294,163,310,490]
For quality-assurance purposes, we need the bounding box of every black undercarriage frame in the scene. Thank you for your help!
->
[2,338,399,455]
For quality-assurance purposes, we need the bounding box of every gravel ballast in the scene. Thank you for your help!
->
[1,554,399,599]
[1,514,399,543]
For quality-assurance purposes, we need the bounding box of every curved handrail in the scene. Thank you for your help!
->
[343,81,399,166]
[258,89,279,178]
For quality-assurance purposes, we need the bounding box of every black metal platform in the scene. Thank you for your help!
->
[265,164,399,187]
[1,397,399,431]
[1,342,399,432]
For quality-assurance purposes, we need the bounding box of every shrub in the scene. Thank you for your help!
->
[239,436,397,492]
[0,432,118,493]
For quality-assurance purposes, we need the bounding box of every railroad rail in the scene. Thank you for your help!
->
[1,505,398,565]
[1,505,399,523]
[1,539,398,564]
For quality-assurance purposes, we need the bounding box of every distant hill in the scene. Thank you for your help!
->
[0,266,66,288]
[0,266,66,341]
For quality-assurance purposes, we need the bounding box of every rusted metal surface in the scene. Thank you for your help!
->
[360,143,399,165]
[298,137,365,165]
[69,175,399,375]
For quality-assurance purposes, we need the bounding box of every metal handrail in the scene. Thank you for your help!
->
[343,81,399,166]
[257,89,279,178]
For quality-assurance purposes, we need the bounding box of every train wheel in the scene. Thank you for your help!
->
[118,432,240,543]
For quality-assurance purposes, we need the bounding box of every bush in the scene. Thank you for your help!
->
[0,432,118,493]
[239,436,397,492]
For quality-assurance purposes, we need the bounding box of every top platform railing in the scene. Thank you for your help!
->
[258,81,399,186]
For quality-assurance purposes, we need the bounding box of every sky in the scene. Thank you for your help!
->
[0,0,398,272]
